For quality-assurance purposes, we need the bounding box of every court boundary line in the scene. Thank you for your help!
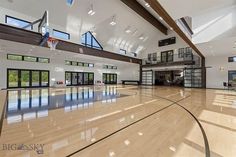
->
[66,95,190,157]
[141,91,210,157]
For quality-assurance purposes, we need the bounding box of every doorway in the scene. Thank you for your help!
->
[103,73,117,84]
[155,70,184,86]
[65,71,94,86]
[7,69,49,88]
[228,70,236,86]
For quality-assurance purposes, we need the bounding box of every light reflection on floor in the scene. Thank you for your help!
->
[0,86,235,157]
[6,86,127,124]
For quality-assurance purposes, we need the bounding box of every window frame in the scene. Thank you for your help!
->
[119,49,126,54]
[23,56,37,62]
[7,54,23,61]
[5,15,33,30]
[38,57,50,63]
[228,56,236,63]
[53,29,70,40]
[7,54,50,64]
[81,31,103,50]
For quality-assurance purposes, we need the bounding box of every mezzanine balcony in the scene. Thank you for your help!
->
[142,54,200,68]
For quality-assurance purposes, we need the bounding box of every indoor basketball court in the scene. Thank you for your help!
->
[0,0,236,157]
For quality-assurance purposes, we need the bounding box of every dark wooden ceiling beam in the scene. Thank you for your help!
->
[145,0,205,59]
[0,24,142,64]
[120,0,168,35]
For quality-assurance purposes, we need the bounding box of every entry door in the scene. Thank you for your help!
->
[20,70,30,87]
[72,72,78,85]
[7,69,19,88]
[103,73,117,84]
[41,71,49,87]
[65,72,72,86]
[88,73,94,85]
[142,70,153,85]
[7,69,49,88]
[32,71,40,87]
[161,50,173,63]
[83,73,89,85]
[78,72,83,85]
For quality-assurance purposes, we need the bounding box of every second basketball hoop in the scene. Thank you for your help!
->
[47,37,59,50]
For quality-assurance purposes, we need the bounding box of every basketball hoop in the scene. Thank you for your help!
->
[47,37,59,50]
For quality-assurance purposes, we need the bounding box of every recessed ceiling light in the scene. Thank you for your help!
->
[124,140,130,146]
[170,27,173,30]
[109,151,115,157]
[66,0,74,6]
[145,3,150,7]
[139,36,144,40]
[110,21,116,26]
[88,4,95,16]
[91,31,97,36]
[125,26,131,33]
[110,15,117,26]
[159,16,163,21]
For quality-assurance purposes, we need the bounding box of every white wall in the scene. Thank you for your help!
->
[140,31,189,59]
[206,55,236,89]
[0,42,139,89]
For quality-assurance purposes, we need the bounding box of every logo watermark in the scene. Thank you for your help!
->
[2,144,45,154]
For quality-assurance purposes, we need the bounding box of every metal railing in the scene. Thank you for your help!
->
[142,54,200,66]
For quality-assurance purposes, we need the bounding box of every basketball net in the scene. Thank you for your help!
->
[47,37,59,50]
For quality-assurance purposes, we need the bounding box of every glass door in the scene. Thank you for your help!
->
[83,73,89,85]
[114,74,117,84]
[229,71,236,86]
[72,72,78,85]
[41,71,49,87]
[106,74,110,84]
[88,73,94,85]
[161,52,167,63]
[103,73,117,84]
[8,69,19,88]
[110,74,114,84]
[65,72,72,86]
[20,70,30,87]
[78,72,83,85]
[103,74,106,84]
[32,71,40,87]
[7,69,49,88]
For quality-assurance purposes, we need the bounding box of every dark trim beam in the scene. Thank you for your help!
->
[120,0,168,35]
[0,24,142,64]
[145,0,206,88]
[145,0,204,59]
[142,60,195,68]
[180,17,194,35]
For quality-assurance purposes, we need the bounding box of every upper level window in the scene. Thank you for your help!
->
[5,15,32,30]
[229,56,236,62]
[119,49,126,54]
[7,54,50,63]
[131,52,137,57]
[81,31,103,50]
[66,0,74,6]
[53,29,70,40]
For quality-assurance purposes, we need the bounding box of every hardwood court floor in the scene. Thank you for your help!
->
[0,85,235,157]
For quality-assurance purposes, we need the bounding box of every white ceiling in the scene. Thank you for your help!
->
[158,0,236,57]
[2,0,235,58]
[0,0,174,55]
[158,0,236,20]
